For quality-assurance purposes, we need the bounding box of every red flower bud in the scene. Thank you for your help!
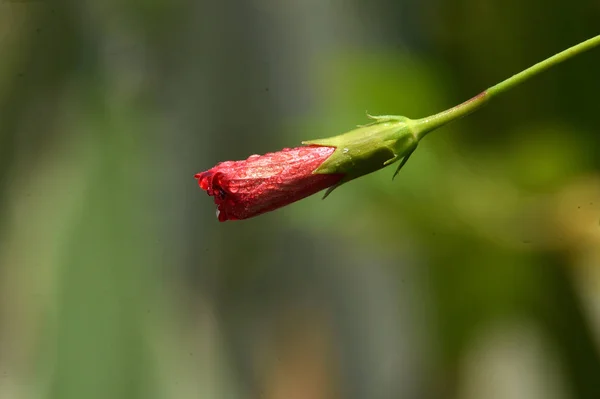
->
[196,114,422,221]
[195,146,343,222]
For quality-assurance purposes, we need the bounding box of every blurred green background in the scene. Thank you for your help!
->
[1,1,599,399]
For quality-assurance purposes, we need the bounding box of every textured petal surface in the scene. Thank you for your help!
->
[195,146,342,221]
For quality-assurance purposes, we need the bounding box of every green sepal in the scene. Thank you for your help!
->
[302,115,420,198]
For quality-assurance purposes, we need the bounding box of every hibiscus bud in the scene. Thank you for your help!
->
[195,115,418,221]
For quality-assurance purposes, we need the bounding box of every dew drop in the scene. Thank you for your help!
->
[342,148,349,154]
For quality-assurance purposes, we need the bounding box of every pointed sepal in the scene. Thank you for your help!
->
[302,114,421,197]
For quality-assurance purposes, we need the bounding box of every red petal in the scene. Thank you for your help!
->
[194,146,342,221]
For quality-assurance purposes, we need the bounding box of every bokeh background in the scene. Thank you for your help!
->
[1,1,599,398]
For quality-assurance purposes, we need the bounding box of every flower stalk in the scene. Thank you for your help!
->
[412,34,600,140]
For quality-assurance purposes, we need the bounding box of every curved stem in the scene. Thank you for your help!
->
[413,34,600,140]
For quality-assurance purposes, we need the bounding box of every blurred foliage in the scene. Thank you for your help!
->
[1,1,599,399]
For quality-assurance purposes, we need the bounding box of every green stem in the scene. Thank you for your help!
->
[413,34,600,140]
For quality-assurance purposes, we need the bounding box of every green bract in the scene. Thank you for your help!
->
[303,115,419,198]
